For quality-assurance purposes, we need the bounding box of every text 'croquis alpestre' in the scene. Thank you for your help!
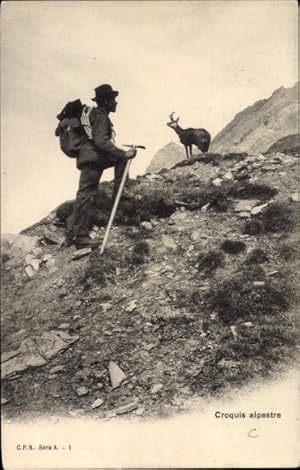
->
[215,411,282,419]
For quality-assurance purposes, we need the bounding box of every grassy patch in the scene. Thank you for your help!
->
[246,248,269,264]
[173,153,247,169]
[230,183,277,201]
[243,220,262,235]
[197,250,225,274]
[221,240,247,254]
[205,265,289,323]
[170,178,234,212]
[189,308,296,394]
[81,248,125,288]
[243,202,296,236]
[259,202,295,233]
[128,241,150,266]
[169,287,205,313]
[277,241,298,261]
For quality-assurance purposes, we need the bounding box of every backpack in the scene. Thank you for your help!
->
[55,99,93,158]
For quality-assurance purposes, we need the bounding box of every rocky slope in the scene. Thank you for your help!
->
[1,150,299,422]
[210,82,298,154]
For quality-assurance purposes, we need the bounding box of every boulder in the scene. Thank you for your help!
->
[150,383,164,394]
[251,202,270,215]
[212,178,222,187]
[108,361,126,389]
[72,248,92,260]
[10,234,39,259]
[91,398,104,409]
[25,266,36,279]
[115,400,138,415]
[76,387,89,397]
[234,200,259,212]
[161,235,177,250]
[290,192,299,202]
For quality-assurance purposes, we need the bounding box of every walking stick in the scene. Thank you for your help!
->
[99,145,145,255]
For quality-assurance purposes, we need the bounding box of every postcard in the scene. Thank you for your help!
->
[1,1,299,468]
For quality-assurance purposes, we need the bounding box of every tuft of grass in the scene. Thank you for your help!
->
[172,153,246,169]
[209,193,233,212]
[243,220,262,235]
[277,242,298,261]
[197,250,225,274]
[189,308,296,395]
[230,183,277,201]
[81,249,124,288]
[246,248,269,264]
[244,202,296,236]
[259,202,295,233]
[205,266,289,323]
[169,178,234,213]
[128,241,150,266]
[221,239,247,254]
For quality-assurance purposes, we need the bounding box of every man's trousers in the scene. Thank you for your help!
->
[69,157,127,241]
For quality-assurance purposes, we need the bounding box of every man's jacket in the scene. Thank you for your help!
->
[77,107,126,169]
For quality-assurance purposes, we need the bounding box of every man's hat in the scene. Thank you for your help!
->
[91,84,119,101]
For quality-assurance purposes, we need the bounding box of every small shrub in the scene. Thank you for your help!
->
[172,180,234,213]
[244,202,296,236]
[197,250,225,274]
[239,264,266,283]
[230,183,277,201]
[221,239,246,254]
[246,248,269,264]
[259,202,295,233]
[243,220,262,236]
[235,172,250,181]
[174,152,246,168]
[278,245,296,261]
[206,265,288,323]
[223,153,248,161]
[81,250,119,287]
[172,153,245,168]
[277,242,298,261]
[129,241,150,265]
[133,240,150,256]
[209,194,232,212]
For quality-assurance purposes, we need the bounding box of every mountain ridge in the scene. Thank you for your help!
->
[210,82,298,153]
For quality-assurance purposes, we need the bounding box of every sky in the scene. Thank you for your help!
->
[1,0,298,233]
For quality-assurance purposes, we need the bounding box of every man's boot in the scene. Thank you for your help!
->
[75,237,101,249]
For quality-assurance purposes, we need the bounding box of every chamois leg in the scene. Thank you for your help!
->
[185,145,189,160]
[189,145,193,157]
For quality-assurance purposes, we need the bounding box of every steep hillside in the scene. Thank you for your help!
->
[210,82,298,154]
[1,150,299,421]
[147,142,186,173]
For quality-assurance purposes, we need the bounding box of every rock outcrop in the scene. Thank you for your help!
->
[210,82,298,154]
[266,133,300,155]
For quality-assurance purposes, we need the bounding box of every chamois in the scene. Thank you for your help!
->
[167,112,211,159]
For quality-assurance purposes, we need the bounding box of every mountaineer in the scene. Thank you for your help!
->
[68,84,137,249]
